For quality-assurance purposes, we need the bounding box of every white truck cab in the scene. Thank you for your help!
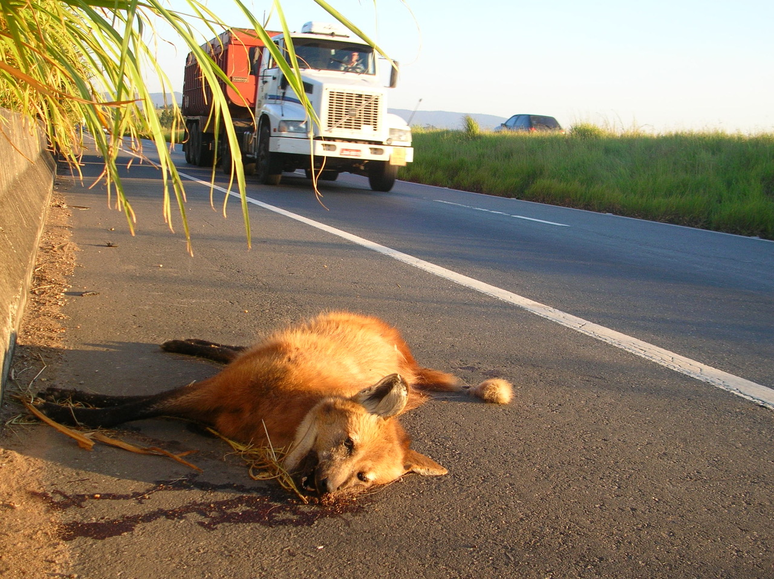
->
[247,22,413,191]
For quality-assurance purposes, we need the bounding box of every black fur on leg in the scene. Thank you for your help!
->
[34,380,210,430]
[35,398,160,429]
[39,386,150,406]
[160,339,245,364]
[34,384,200,429]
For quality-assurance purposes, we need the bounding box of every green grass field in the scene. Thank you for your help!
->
[399,126,774,240]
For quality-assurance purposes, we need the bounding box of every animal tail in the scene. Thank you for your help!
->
[413,368,514,405]
[412,367,461,392]
[466,378,513,405]
[414,368,513,404]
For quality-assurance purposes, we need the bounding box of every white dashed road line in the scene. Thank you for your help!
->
[434,199,570,227]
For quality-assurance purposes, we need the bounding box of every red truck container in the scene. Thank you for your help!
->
[182,28,278,166]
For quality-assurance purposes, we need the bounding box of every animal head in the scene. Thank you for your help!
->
[283,374,447,496]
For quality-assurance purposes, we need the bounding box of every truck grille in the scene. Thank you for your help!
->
[325,91,381,132]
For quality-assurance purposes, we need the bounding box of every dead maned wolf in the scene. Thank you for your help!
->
[39,312,512,496]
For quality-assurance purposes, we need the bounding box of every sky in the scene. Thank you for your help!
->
[146,0,774,133]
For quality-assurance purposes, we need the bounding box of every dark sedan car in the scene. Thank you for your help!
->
[495,114,563,133]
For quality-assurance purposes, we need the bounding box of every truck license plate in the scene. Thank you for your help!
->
[341,149,361,157]
[389,148,407,166]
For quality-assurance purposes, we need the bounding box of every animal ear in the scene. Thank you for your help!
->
[352,373,408,418]
[403,449,448,476]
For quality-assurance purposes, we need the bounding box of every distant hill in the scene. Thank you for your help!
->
[149,92,182,107]
[390,109,506,131]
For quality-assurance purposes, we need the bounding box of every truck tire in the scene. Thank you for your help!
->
[220,140,232,174]
[199,138,214,167]
[256,124,282,185]
[190,123,201,166]
[185,122,198,165]
[368,161,397,192]
[184,124,192,164]
[188,122,214,167]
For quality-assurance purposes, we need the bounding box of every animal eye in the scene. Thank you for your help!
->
[344,436,355,454]
[357,472,369,482]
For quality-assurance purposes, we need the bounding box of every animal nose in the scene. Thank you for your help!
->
[314,468,331,494]
[315,475,337,495]
[314,466,343,495]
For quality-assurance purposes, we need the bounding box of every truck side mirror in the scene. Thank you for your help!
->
[389,61,399,88]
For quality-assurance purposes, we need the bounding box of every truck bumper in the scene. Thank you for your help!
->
[271,136,413,166]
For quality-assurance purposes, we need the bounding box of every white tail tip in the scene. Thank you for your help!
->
[469,378,513,405]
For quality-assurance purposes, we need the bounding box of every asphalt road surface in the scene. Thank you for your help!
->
[5,143,773,578]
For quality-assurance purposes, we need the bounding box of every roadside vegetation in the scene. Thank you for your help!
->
[144,105,185,143]
[0,0,380,251]
[401,124,774,239]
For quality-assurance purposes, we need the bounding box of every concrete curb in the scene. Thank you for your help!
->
[0,109,56,398]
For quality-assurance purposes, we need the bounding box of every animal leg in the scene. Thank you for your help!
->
[35,395,172,429]
[34,382,208,429]
[161,339,245,364]
[39,386,150,406]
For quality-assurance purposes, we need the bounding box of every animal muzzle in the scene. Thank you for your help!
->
[313,468,335,495]
[296,450,330,495]
[294,451,347,496]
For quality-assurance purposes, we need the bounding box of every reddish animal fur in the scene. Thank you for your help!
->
[175,312,455,441]
[38,312,511,496]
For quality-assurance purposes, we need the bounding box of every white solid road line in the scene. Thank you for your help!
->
[179,172,774,410]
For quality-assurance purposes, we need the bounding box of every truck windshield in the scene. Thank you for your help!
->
[292,40,375,74]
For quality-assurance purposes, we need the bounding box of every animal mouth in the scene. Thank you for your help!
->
[295,450,320,494]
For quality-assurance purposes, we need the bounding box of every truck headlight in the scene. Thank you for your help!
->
[388,128,412,144]
[278,120,309,134]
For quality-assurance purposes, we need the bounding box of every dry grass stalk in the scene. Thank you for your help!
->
[90,432,202,472]
[207,426,308,503]
[22,399,94,450]
[21,398,310,496]
[21,398,201,471]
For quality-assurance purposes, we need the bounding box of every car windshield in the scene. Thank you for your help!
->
[292,40,375,74]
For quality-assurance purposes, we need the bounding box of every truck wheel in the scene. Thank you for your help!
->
[190,123,201,166]
[185,123,198,165]
[199,137,214,167]
[368,161,397,192]
[256,124,282,185]
[188,123,214,166]
[221,141,232,174]
[184,124,192,164]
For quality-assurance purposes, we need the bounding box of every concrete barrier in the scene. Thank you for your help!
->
[0,109,56,399]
